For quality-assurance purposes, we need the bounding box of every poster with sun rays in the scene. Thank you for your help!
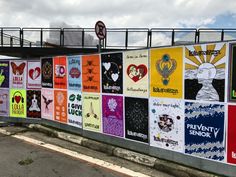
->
[185,43,226,102]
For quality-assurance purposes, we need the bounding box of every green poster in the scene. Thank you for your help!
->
[10,89,26,118]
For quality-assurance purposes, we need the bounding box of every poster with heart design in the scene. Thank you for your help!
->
[41,88,54,120]
[27,90,41,118]
[101,53,123,94]
[27,61,41,89]
[54,90,67,123]
[0,89,9,116]
[54,56,67,89]
[10,89,26,118]
[10,60,27,89]
[41,57,53,88]
[123,50,148,97]
[0,61,9,88]
[68,55,81,91]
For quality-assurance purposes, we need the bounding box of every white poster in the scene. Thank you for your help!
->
[27,61,41,89]
[10,60,27,89]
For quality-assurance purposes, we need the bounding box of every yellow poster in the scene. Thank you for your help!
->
[82,93,101,132]
[10,89,26,118]
[150,47,183,98]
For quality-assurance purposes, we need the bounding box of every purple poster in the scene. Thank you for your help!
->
[102,95,123,137]
[0,61,9,88]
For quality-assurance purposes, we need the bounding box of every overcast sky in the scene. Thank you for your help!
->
[0,0,236,28]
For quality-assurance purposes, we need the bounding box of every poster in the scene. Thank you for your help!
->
[150,47,183,98]
[82,55,100,93]
[54,90,67,123]
[68,55,81,91]
[0,89,9,116]
[41,89,54,120]
[227,105,236,164]
[125,97,148,143]
[101,53,123,94]
[229,43,236,102]
[123,50,149,97]
[27,90,41,118]
[27,61,41,89]
[68,90,82,128]
[10,89,26,118]
[102,95,123,137]
[82,94,101,132]
[0,61,9,88]
[185,43,226,102]
[41,57,53,88]
[10,60,27,89]
[149,98,184,152]
[54,56,67,89]
[185,102,225,161]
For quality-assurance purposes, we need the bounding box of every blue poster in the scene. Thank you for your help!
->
[185,102,225,161]
[68,56,81,91]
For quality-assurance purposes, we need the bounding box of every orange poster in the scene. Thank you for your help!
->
[54,90,67,123]
[82,55,100,93]
[54,56,67,89]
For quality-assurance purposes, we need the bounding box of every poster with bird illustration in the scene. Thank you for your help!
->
[41,88,54,120]
[0,61,9,88]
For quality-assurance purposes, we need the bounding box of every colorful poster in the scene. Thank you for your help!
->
[149,98,184,152]
[10,60,27,89]
[0,89,9,116]
[41,89,54,120]
[68,56,81,91]
[82,55,100,93]
[150,47,183,98]
[82,94,101,132]
[125,97,148,143]
[10,89,26,118]
[54,56,67,89]
[102,95,123,137]
[0,61,9,88]
[123,50,149,97]
[101,53,123,94]
[41,57,53,88]
[229,43,236,102]
[227,105,236,164]
[185,102,225,161]
[68,90,82,128]
[27,61,41,89]
[185,43,226,102]
[27,90,41,118]
[54,90,67,123]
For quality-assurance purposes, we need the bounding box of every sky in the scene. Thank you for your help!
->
[0,0,236,28]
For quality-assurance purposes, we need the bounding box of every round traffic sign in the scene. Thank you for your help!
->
[95,21,106,40]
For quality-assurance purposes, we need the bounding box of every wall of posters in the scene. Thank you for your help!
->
[41,89,54,120]
[102,95,123,137]
[27,61,41,89]
[10,60,27,89]
[149,98,184,152]
[123,50,149,97]
[67,90,82,128]
[0,89,9,116]
[101,53,123,94]
[125,97,148,143]
[54,90,67,123]
[54,56,67,89]
[229,43,236,102]
[82,55,100,93]
[27,90,41,118]
[0,61,9,88]
[185,102,225,161]
[185,43,226,102]
[41,57,53,88]
[68,56,81,91]
[82,94,101,132]
[10,89,26,118]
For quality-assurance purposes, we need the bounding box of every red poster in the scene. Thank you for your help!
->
[54,90,67,123]
[228,105,236,164]
[54,56,67,89]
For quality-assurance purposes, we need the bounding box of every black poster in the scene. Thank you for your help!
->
[125,97,148,143]
[41,58,53,88]
[101,53,123,94]
[27,90,41,118]
[230,44,236,101]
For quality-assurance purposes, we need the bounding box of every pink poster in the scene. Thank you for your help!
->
[27,61,41,89]
[41,88,54,120]
[10,60,27,89]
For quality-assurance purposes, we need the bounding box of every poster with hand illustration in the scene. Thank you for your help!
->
[27,90,41,118]
[27,61,41,89]
[0,61,9,88]
[149,98,184,152]
[102,95,123,137]
[10,60,27,89]
[185,43,226,102]
[102,53,123,94]
[54,90,67,123]
[0,89,9,116]
[41,89,54,120]
[82,55,100,93]
[68,56,81,91]
[10,89,26,118]
[54,56,67,89]
[41,57,53,88]
[123,50,148,97]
